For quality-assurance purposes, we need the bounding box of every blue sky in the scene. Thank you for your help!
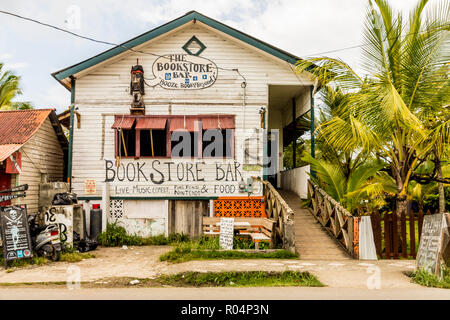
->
[0,0,437,112]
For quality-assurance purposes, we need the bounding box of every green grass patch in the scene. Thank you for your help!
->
[97,221,190,247]
[0,271,322,288]
[0,254,49,269]
[409,268,450,289]
[157,271,323,287]
[160,240,297,263]
[60,252,96,262]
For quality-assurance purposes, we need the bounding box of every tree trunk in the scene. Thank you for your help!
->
[435,156,446,214]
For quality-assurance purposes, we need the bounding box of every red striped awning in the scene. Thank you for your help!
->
[169,117,200,131]
[111,116,135,129]
[201,115,235,129]
[136,117,167,130]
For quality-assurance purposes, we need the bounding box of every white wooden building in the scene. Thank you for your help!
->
[52,11,313,237]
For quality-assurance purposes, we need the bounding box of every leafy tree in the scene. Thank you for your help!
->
[0,63,32,110]
[297,0,450,217]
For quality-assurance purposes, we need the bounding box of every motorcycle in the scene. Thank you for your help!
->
[28,213,62,261]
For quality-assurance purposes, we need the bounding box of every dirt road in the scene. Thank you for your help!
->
[1,286,449,300]
[0,246,445,299]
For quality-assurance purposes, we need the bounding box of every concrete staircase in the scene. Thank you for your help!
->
[278,190,350,260]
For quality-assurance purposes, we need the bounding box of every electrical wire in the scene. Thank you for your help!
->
[1,9,445,65]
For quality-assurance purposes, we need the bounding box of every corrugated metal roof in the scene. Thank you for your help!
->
[136,117,167,130]
[0,109,53,145]
[0,144,22,162]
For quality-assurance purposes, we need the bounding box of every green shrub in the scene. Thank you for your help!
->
[97,221,190,247]
[410,268,450,289]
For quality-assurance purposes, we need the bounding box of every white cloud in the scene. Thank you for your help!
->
[5,62,29,70]
[0,0,443,108]
[0,53,13,61]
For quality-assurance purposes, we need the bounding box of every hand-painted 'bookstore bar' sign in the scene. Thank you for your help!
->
[145,54,218,90]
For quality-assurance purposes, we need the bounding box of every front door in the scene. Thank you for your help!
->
[0,169,11,206]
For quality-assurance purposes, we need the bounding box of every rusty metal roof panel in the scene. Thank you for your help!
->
[0,109,53,145]
[136,117,167,130]
[111,116,135,129]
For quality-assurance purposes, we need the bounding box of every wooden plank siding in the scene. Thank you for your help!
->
[11,118,65,212]
[71,22,312,199]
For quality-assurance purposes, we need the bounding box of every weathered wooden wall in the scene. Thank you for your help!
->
[11,118,65,212]
[70,21,313,199]
[168,200,209,238]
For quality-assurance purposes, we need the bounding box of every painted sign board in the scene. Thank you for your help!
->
[219,217,234,250]
[416,213,449,278]
[145,54,218,90]
[0,205,33,266]
[5,152,22,174]
[84,179,97,194]
[104,159,263,197]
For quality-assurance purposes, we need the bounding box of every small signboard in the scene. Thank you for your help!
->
[219,218,234,250]
[416,213,449,278]
[0,205,33,268]
[84,179,97,194]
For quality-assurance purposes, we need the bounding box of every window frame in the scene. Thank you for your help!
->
[114,115,235,160]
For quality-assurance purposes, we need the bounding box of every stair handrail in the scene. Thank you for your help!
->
[307,179,357,258]
[251,177,295,252]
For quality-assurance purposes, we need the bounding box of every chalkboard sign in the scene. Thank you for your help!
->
[416,213,449,278]
[0,205,33,268]
[219,218,234,250]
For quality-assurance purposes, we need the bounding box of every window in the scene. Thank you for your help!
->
[140,129,166,157]
[171,131,199,158]
[119,128,136,157]
[202,129,233,158]
[112,115,235,159]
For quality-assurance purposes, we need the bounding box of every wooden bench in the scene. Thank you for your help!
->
[202,217,275,248]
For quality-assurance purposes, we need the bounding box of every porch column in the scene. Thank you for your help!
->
[67,77,76,191]
[310,86,316,178]
[292,97,296,169]
[101,182,110,232]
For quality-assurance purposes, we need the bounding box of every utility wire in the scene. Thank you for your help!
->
[0,9,247,82]
[1,9,445,63]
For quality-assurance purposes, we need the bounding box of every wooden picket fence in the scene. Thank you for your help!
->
[370,209,437,259]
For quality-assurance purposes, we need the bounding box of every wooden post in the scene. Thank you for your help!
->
[392,212,399,259]
[418,210,424,242]
[120,129,128,157]
[135,129,141,158]
[371,211,382,257]
[401,211,407,258]
[384,212,391,259]
[150,129,154,157]
[409,208,416,258]
[348,217,354,257]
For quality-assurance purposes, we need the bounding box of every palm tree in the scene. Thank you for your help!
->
[303,151,397,214]
[0,63,32,110]
[297,0,450,217]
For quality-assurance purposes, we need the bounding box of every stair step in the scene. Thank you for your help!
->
[277,189,352,261]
